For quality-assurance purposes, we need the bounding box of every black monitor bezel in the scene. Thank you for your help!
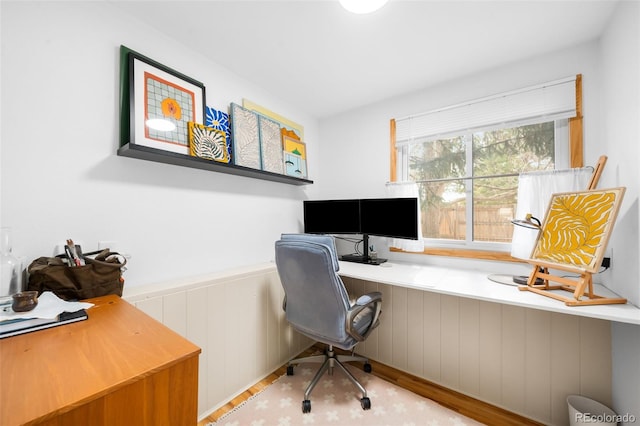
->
[359,197,419,240]
[303,197,418,240]
[303,199,361,235]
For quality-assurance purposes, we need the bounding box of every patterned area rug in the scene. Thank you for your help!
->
[209,362,483,426]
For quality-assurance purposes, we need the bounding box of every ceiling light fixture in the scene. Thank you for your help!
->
[339,0,388,14]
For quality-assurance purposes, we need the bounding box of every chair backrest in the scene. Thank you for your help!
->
[275,234,352,345]
[280,233,340,271]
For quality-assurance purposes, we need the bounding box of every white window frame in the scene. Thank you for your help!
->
[393,76,580,253]
[396,118,569,251]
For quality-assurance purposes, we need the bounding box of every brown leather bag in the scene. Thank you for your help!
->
[27,250,126,301]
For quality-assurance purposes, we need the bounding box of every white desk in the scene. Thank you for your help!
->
[338,260,640,325]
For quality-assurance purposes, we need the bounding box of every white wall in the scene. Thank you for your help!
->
[317,42,604,195]
[599,2,640,424]
[599,0,640,307]
[0,1,318,288]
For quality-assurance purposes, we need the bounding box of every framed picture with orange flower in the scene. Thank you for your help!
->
[121,46,205,155]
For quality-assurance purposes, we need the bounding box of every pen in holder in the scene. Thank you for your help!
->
[65,239,85,267]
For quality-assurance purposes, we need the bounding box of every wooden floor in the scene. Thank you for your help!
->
[197,345,543,426]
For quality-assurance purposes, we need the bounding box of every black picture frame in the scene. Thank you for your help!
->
[119,45,206,155]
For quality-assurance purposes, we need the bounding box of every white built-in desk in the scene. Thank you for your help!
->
[338,261,640,325]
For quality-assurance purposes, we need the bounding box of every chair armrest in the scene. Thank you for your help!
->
[346,291,382,342]
[355,293,381,306]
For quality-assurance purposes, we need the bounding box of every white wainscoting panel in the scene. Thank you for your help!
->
[124,263,313,420]
[342,276,612,426]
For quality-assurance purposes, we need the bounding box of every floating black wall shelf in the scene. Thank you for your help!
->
[117,143,313,186]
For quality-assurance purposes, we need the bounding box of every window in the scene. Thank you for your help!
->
[392,76,582,252]
[399,120,565,249]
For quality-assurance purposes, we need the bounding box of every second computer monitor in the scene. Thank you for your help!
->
[359,197,418,240]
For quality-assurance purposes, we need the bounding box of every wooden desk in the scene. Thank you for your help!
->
[0,294,201,426]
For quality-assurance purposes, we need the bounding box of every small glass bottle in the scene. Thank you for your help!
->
[0,227,23,304]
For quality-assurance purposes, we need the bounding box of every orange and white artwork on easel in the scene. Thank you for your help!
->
[520,187,627,306]
[531,188,625,272]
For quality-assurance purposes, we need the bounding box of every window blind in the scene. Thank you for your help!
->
[395,76,577,145]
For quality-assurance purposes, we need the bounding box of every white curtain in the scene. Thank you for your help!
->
[510,168,593,259]
[385,182,425,252]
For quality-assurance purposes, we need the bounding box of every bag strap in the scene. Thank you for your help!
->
[55,249,127,268]
[92,250,127,267]
[82,249,106,257]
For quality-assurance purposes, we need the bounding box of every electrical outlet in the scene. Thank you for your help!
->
[602,248,613,269]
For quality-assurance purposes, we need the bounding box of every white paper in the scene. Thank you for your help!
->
[0,291,94,321]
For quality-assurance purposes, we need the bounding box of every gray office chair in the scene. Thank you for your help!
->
[274,233,383,413]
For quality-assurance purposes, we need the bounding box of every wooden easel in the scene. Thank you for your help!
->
[520,260,627,306]
[518,156,628,306]
[586,155,607,191]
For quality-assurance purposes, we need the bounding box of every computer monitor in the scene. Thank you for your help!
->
[360,197,419,240]
[303,197,419,265]
[303,199,361,234]
[341,197,418,265]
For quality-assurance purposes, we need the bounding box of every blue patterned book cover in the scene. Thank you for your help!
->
[205,106,232,162]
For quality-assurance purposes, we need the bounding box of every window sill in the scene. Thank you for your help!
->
[390,247,524,263]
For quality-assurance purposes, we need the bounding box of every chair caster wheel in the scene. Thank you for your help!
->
[302,399,311,413]
[287,365,294,376]
[361,397,371,410]
[363,363,372,373]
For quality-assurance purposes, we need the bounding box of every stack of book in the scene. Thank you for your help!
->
[0,292,93,339]
[0,309,88,338]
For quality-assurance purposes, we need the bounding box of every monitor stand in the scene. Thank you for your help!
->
[339,234,387,265]
[340,254,387,265]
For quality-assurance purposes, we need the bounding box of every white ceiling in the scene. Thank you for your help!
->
[110,0,619,119]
